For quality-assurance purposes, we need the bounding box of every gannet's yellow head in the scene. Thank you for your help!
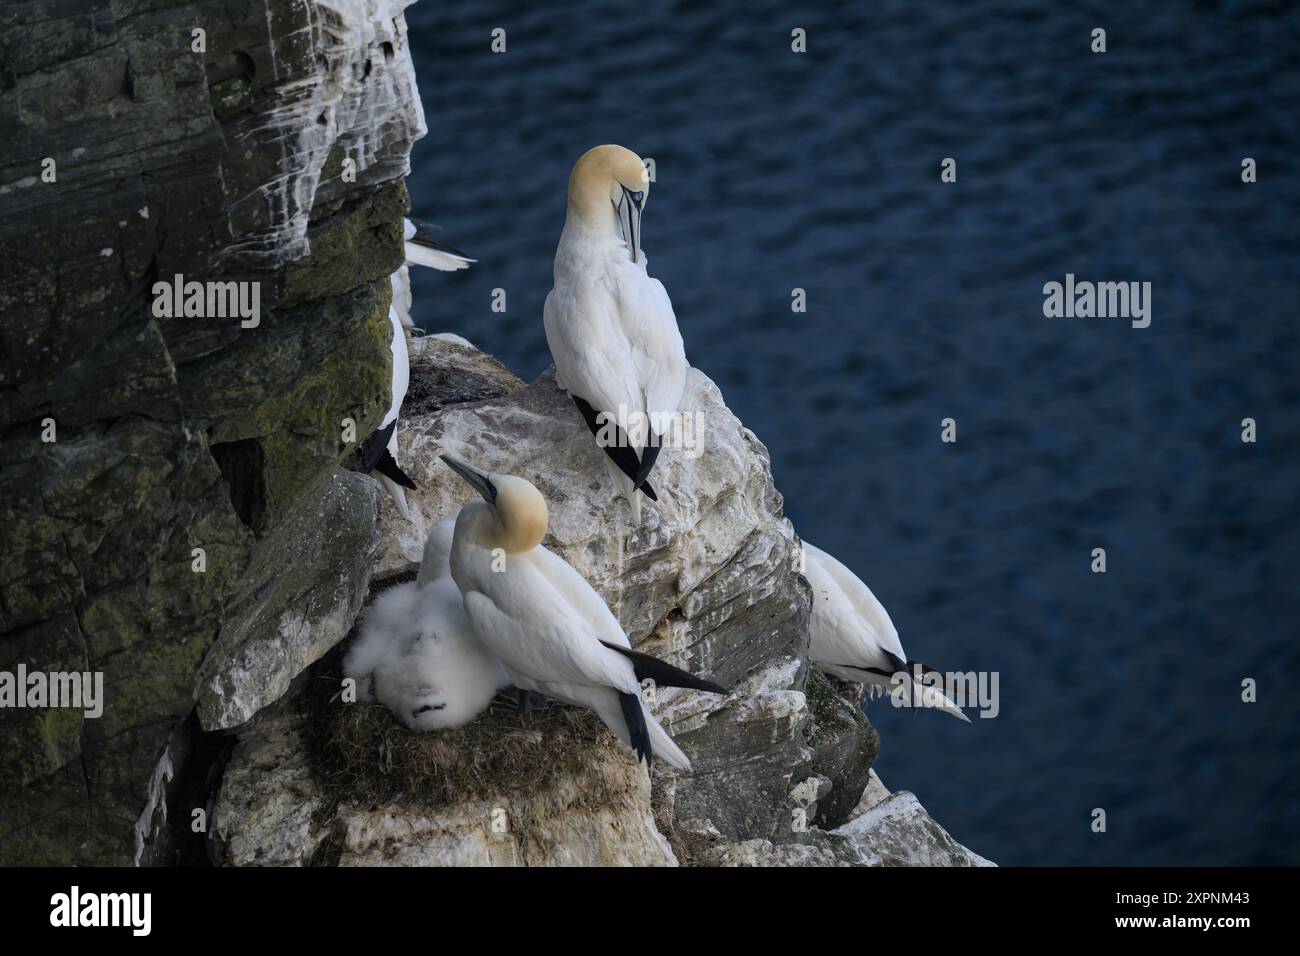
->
[440,455,548,555]
[566,144,651,262]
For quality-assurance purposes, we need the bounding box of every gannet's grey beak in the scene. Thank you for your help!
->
[440,454,497,504]
[616,185,643,264]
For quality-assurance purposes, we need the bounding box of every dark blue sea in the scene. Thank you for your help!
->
[404,0,1300,865]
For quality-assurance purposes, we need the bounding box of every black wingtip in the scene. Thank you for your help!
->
[373,448,416,489]
[618,690,652,766]
[907,658,944,677]
[883,652,920,713]
[633,438,661,492]
[600,641,730,695]
[407,217,472,258]
[570,394,661,501]
[411,236,474,260]
[406,216,441,241]
[358,421,395,472]
[825,662,893,682]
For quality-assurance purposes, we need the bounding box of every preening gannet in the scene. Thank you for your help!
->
[544,145,687,521]
[440,455,727,769]
[392,218,476,330]
[802,542,969,722]
[344,517,508,731]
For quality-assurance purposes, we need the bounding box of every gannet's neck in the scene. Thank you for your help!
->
[458,498,546,557]
[565,191,619,233]
[566,151,621,231]
[553,217,632,286]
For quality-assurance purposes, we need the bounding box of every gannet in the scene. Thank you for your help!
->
[392,218,476,330]
[543,145,686,521]
[440,454,727,768]
[802,541,969,722]
[344,517,509,731]
[358,296,415,518]
[358,217,474,514]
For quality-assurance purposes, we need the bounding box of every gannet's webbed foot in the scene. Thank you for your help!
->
[510,688,547,714]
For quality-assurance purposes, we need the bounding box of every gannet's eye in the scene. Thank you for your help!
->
[631,190,644,205]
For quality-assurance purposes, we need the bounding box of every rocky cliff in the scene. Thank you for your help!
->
[208,337,991,867]
[0,0,423,864]
[0,0,989,867]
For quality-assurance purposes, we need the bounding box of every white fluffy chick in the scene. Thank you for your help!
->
[344,519,508,731]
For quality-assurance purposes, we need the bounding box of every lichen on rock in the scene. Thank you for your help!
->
[0,0,426,864]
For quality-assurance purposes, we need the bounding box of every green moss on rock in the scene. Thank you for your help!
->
[804,670,880,828]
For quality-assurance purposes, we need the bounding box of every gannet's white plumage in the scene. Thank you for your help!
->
[416,515,457,587]
[344,517,508,731]
[392,218,476,329]
[390,263,414,330]
[440,455,726,769]
[363,218,475,513]
[544,145,686,521]
[404,217,475,272]
[361,300,415,518]
[803,541,969,722]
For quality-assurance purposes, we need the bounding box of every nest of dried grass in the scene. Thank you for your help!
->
[299,647,634,812]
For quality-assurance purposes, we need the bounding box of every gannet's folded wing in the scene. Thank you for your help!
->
[803,544,886,671]
[619,274,686,434]
[544,285,640,416]
[462,589,638,695]
[803,542,906,662]
[404,218,476,272]
[531,546,631,649]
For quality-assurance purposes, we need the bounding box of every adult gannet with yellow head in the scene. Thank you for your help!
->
[441,454,727,769]
[803,542,969,722]
[544,145,687,521]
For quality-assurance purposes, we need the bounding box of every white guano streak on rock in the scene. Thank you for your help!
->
[831,791,996,867]
[226,0,427,266]
[132,747,174,867]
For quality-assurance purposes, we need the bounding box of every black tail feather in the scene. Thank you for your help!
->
[618,690,652,766]
[601,641,729,695]
[570,395,658,501]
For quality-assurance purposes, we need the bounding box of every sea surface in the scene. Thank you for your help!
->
[404,0,1300,865]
